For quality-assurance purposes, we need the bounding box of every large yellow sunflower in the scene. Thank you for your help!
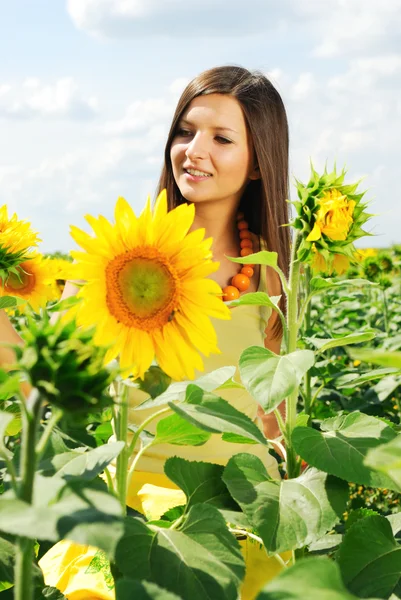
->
[0,252,56,311]
[68,190,231,381]
[0,205,40,257]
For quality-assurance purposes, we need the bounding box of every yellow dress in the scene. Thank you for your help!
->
[39,265,289,600]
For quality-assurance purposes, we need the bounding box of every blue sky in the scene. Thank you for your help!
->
[1,0,400,252]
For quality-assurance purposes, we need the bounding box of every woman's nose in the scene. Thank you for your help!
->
[185,134,207,160]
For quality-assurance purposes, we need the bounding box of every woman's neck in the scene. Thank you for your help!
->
[189,203,239,258]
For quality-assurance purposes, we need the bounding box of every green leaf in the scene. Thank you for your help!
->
[0,535,14,591]
[169,386,267,445]
[292,412,399,489]
[116,580,182,600]
[365,434,401,489]
[239,347,315,413]
[310,277,377,293]
[115,505,245,600]
[40,442,124,480]
[257,556,380,600]
[228,292,281,310]
[0,480,123,557]
[349,349,401,369]
[136,366,237,410]
[222,432,258,445]
[164,457,238,511]
[154,414,211,446]
[335,368,400,389]
[336,515,401,598]
[0,411,15,441]
[40,587,68,599]
[306,331,375,353]
[228,250,278,268]
[0,296,26,309]
[222,455,348,553]
[47,295,81,313]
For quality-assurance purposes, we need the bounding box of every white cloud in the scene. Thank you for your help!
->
[296,0,401,57]
[66,0,287,38]
[0,78,98,120]
[102,99,173,135]
[290,72,317,102]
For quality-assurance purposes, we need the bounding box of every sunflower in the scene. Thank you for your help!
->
[0,252,57,311]
[68,190,230,380]
[0,205,40,280]
[44,257,74,297]
[291,164,373,269]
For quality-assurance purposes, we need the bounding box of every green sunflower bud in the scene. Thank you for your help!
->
[363,257,381,282]
[290,163,374,268]
[14,313,116,416]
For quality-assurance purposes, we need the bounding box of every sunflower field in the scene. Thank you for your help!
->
[0,166,401,600]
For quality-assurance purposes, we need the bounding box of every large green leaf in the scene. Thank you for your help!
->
[0,480,123,556]
[116,580,182,600]
[153,414,211,446]
[306,331,375,353]
[169,386,267,445]
[292,412,399,490]
[115,504,245,600]
[257,556,380,600]
[365,434,401,489]
[136,366,237,410]
[222,454,347,553]
[229,250,278,268]
[164,457,238,511]
[239,347,315,412]
[40,442,124,480]
[349,349,401,369]
[228,292,281,310]
[336,515,401,598]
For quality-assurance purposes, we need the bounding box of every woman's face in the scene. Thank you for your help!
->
[170,93,258,207]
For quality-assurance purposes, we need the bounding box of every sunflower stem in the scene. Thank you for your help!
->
[35,407,63,462]
[285,231,302,479]
[114,381,129,515]
[15,388,42,600]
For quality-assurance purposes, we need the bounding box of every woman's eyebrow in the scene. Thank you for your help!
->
[180,118,238,134]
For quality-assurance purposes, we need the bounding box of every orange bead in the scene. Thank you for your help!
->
[246,263,255,268]
[236,211,244,221]
[231,274,250,291]
[222,285,240,300]
[240,238,253,249]
[239,230,252,240]
[237,220,248,230]
[241,266,254,277]
[240,247,254,257]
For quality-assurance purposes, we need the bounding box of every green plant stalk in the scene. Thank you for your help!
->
[382,288,389,335]
[114,382,129,514]
[285,231,302,479]
[14,388,42,600]
[303,266,313,415]
[126,406,172,492]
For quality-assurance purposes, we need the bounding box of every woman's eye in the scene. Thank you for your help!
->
[215,135,232,144]
[176,128,192,137]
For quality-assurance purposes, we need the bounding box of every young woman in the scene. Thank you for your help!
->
[1,65,291,599]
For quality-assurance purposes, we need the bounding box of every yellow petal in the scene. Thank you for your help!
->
[306,222,322,242]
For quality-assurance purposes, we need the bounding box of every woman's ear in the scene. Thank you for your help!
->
[249,164,261,181]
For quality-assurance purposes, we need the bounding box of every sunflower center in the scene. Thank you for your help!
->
[105,247,179,332]
[5,267,35,293]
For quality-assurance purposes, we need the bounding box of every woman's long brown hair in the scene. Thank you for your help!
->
[156,65,290,338]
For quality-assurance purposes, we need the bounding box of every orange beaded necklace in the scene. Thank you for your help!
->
[222,211,255,301]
